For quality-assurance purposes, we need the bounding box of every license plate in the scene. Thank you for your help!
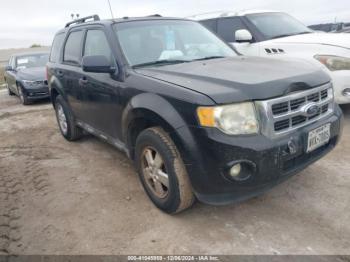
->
[307,123,331,153]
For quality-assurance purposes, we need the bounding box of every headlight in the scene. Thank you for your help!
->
[22,80,37,88]
[197,102,259,135]
[314,55,350,71]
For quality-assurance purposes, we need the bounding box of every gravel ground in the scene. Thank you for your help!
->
[0,90,349,255]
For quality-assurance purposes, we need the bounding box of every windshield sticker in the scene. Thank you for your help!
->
[17,58,29,64]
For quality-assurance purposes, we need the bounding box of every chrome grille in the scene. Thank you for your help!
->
[256,83,334,138]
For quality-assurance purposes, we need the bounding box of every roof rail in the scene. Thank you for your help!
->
[65,15,100,28]
[148,14,162,17]
[186,11,229,20]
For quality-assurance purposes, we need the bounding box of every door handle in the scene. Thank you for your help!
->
[79,77,89,86]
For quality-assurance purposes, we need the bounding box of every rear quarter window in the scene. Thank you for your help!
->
[63,30,84,65]
[50,33,65,63]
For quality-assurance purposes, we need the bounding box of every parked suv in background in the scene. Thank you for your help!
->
[196,10,350,104]
[47,15,342,214]
[4,52,49,105]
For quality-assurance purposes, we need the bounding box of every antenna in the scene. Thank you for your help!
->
[107,0,114,19]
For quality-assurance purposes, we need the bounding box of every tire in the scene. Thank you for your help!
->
[135,127,195,214]
[6,82,15,96]
[17,85,31,105]
[54,95,83,141]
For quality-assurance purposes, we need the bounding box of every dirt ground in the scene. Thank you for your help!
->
[0,90,349,255]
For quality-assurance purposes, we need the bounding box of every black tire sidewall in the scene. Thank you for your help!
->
[55,96,77,141]
[6,82,12,96]
[135,129,182,214]
[18,85,30,105]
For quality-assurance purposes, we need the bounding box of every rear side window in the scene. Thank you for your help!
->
[84,30,112,62]
[63,30,84,65]
[50,33,65,63]
[217,17,247,42]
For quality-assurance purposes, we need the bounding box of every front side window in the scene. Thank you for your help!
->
[15,54,49,70]
[217,17,247,42]
[246,12,312,40]
[64,30,84,65]
[84,30,112,62]
[114,20,237,67]
[200,19,217,32]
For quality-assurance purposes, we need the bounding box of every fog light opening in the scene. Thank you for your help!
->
[227,161,255,182]
[342,88,350,97]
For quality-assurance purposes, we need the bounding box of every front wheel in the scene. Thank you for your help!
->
[17,85,30,105]
[135,127,195,214]
[6,82,15,96]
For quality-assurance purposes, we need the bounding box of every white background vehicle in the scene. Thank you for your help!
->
[194,10,350,104]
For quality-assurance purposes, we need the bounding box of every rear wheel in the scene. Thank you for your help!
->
[54,95,83,141]
[135,127,195,214]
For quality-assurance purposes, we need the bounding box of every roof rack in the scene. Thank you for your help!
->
[65,15,100,28]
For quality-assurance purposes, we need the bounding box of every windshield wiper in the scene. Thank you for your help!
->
[191,56,226,61]
[132,59,189,68]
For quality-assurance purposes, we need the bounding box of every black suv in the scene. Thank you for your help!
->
[47,15,343,214]
[5,52,49,105]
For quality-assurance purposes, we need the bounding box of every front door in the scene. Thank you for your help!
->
[79,28,121,138]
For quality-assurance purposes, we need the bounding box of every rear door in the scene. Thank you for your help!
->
[60,29,86,120]
[79,28,121,138]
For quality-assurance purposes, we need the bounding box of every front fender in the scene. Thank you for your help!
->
[122,93,204,167]
[122,93,187,138]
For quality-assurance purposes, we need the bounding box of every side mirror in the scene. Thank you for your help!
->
[235,29,253,43]
[5,65,13,71]
[82,55,117,74]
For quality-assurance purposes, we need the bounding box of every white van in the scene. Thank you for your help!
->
[192,10,350,104]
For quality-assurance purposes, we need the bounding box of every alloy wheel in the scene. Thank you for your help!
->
[141,147,169,199]
[57,104,68,135]
[18,87,24,103]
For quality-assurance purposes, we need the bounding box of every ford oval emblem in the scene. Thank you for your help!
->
[302,103,320,117]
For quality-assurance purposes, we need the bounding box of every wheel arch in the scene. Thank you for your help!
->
[122,93,196,163]
[49,76,66,108]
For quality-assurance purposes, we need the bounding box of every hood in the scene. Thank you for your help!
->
[268,33,350,49]
[17,67,46,81]
[135,57,330,104]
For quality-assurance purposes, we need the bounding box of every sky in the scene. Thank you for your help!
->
[0,0,349,49]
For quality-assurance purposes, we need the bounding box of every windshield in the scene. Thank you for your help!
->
[16,53,49,70]
[114,20,237,67]
[246,12,312,40]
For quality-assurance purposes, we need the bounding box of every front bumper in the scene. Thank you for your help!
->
[330,70,350,104]
[22,85,50,100]
[182,105,343,205]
